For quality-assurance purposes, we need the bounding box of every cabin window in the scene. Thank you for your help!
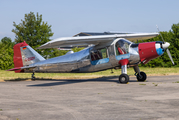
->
[90,47,108,61]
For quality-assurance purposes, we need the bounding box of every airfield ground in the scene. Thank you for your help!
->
[0,75,179,120]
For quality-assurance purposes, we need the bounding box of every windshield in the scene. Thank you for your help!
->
[116,39,132,55]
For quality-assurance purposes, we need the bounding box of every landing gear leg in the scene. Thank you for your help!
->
[31,72,36,80]
[133,66,147,82]
[119,65,129,84]
[118,59,129,84]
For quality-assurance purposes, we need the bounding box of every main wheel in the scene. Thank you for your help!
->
[137,72,147,82]
[119,74,129,84]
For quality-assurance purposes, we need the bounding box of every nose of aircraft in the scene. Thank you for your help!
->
[161,42,170,49]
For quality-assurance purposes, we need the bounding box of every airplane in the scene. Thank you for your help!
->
[7,32,175,84]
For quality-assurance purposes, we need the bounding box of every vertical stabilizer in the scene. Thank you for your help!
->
[13,41,45,72]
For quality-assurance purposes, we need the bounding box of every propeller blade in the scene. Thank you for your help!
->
[156,25,174,65]
[166,49,175,65]
[156,25,165,43]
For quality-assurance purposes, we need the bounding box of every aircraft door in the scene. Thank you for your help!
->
[115,39,131,61]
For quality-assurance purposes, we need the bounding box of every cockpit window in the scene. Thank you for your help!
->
[115,39,131,55]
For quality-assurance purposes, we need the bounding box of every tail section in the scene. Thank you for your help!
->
[13,41,45,73]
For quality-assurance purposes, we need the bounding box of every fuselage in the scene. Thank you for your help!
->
[23,38,167,73]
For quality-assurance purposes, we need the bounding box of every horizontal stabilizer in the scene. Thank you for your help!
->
[7,67,22,71]
[7,65,36,71]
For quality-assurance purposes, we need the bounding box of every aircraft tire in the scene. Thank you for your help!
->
[31,77,36,81]
[137,72,147,82]
[119,74,129,84]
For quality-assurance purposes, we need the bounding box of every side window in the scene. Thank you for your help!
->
[100,48,108,59]
[91,47,108,61]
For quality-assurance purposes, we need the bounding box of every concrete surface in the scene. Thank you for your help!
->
[0,75,179,120]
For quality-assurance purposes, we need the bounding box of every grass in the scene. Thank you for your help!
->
[1,67,179,81]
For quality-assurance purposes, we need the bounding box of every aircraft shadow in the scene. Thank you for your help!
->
[4,78,53,82]
[27,76,137,87]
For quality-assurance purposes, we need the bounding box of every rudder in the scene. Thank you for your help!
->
[13,41,45,73]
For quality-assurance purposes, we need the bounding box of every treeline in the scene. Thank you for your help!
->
[0,37,15,70]
[1,23,179,70]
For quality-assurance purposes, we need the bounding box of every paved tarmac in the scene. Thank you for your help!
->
[0,75,179,120]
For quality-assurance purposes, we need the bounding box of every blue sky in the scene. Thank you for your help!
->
[0,0,179,41]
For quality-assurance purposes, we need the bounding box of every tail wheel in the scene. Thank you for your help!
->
[31,72,36,80]
[119,74,129,84]
[137,72,147,82]
[31,76,36,80]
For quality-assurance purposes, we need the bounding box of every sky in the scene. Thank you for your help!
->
[0,0,179,41]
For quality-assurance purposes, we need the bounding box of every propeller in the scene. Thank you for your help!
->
[156,25,175,65]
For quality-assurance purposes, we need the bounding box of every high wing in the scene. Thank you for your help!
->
[37,33,159,49]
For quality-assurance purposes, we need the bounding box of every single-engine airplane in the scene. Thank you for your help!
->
[8,32,175,84]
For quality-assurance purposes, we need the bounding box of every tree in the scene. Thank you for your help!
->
[0,37,14,70]
[12,12,55,58]
[1,37,13,46]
